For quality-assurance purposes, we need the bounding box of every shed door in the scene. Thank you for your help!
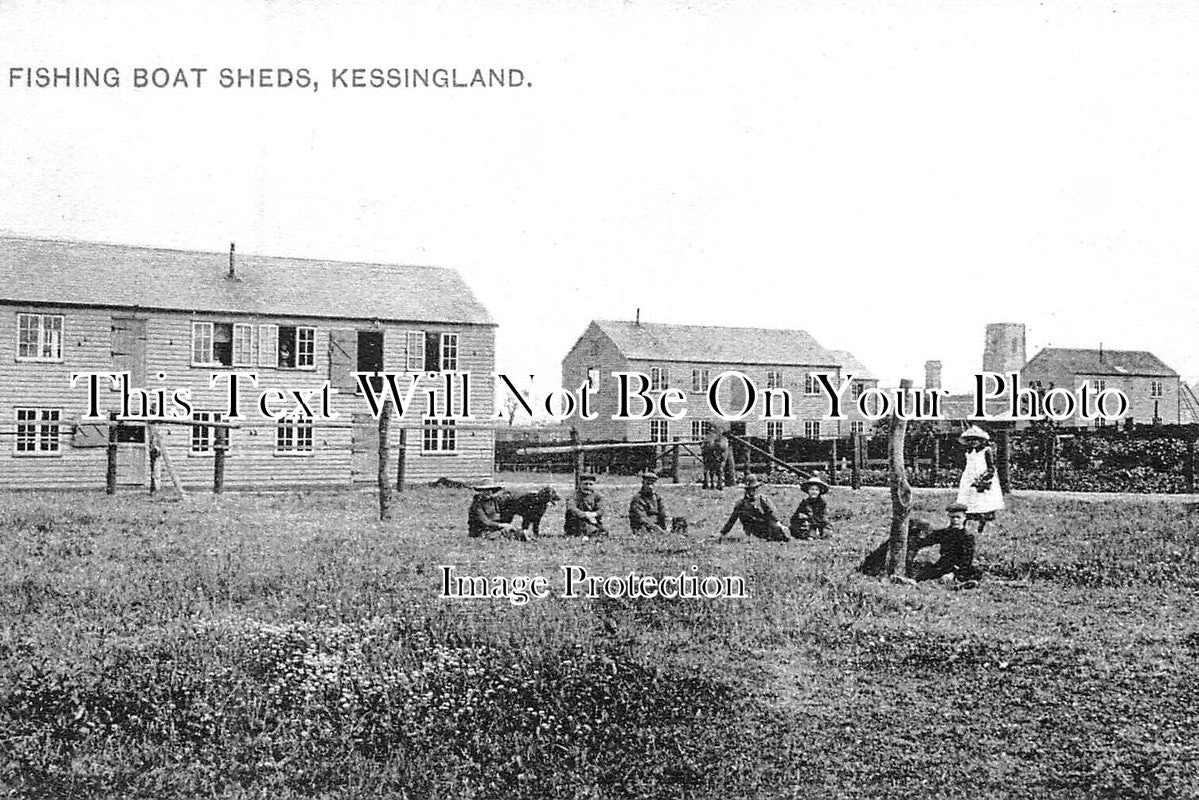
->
[111,317,147,390]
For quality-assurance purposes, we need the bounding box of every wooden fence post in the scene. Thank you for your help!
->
[851,432,862,490]
[378,402,393,521]
[1046,432,1058,491]
[829,438,838,485]
[148,423,159,495]
[741,441,751,483]
[767,437,776,479]
[570,427,582,491]
[213,425,227,494]
[1187,438,1196,493]
[997,427,1012,494]
[886,379,913,577]
[395,428,407,492]
[671,440,680,484]
[106,414,119,495]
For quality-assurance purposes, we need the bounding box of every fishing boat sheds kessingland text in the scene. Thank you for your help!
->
[0,236,496,489]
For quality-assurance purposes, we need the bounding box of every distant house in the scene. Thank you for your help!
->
[1020,347,1181,426]
[0,236,496,489]
[561,319,876,442]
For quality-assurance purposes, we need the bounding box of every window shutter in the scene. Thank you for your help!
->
[328,329,358,391]
[425,332,441,372]
[259,324,278,368]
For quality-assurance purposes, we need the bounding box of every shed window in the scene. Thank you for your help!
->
[258,324,278,368]
[191,322,234,366]
[14,408,61,455]
[278,326,315,369]
[440,333,459,371]
[17,313,63,361]
[232,324,255,366]
[190,412,223,454]
[276,415,314,453]
[422,418,457,453]
[405,331,425,371]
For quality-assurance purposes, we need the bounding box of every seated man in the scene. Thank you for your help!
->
[467,483,526,541]
[565,473,606,537]
[719,476,789,542]
[628,472,668,534]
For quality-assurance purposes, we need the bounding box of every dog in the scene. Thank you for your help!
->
[498,486,561,536]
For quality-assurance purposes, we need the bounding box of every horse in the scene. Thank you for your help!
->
[701,432,727,490]
[498,486,561,536]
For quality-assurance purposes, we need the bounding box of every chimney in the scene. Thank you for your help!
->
[228,242,236,279]
[635,308,641,326]
[924,360,942,390]
[1099,342,1104,363]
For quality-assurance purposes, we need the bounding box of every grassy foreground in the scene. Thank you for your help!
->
[1,482,1197,799]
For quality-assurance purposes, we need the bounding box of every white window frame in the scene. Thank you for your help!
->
[766,370,784,390]
[850,421,865,435]
[650,366,668,391]
[16,313,64,362]
[440,332,459,372]
[804,374,821,396]
[189,411,224,455]
[766,420,784,439]
[277,325,316,370]
[232,323,255,367]
[1092,378,1106,393]
[691,368,710,394]
[851,381,866,399]
[421,418,458,454]
[191,321,215,366]
[650,419,669,442]
[14,407,61,456]
[275,415,314,455]
[1150,379,1163,398]
[804,420,821,439]
[258,324,278,368]
[691,419,710,440]
[406,331,425,371]
[587,367,600,389]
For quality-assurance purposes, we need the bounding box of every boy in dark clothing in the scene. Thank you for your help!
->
[857,503,980,584]
[720,476,789,541]
[628,473,669,534]
[467,484,526,541]
[790,475,831,539]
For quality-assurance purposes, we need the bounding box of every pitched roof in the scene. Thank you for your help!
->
[826,349,876,381]
[0,236,494,325]
[591,319,838,366]
[1024,347,1177,378]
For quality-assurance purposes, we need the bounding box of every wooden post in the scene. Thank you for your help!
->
[395,428,407,492]
[932,436,941,481]
[671,440,680,484]
[741,441,751,483]
[886,379,913,577]
[213,425,227,494]
[106,414,119,495]
[1187,438,1196,493]
[997,427,1012,494]
[1046,432,1058,491]
[148,423,159,495]
[767,437,776,479]
[829,437,838,485]
[377,402,392,521]
[155,428,186,498]
[570,427,582,491]
[851,432,862,490]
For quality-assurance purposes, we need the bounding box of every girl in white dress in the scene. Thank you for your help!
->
[956,425,1004,533]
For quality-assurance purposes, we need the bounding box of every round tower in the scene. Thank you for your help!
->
[983,323,1026,375]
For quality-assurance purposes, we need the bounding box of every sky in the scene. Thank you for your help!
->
[2,0,1198,399]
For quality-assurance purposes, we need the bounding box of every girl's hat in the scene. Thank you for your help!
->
[800,475,831,493]
[958,425,991,444]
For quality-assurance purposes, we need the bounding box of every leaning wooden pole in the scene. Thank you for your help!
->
[378,401,393,521]
[106,414,119,495]
[886,379,914,577]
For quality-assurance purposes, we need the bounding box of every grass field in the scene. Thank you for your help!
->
[2,480,1198,799]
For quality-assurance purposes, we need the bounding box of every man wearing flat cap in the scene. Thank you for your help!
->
[467,483,526,541]
[719,476,789,541]
[628,472,669,534]
[565,473,606,537]
[910,502,981,584]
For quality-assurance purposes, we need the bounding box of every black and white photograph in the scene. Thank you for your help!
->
[2,1,1198,797]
